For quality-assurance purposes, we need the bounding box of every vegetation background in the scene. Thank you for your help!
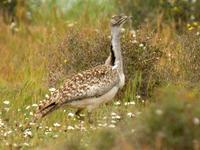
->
[0,0,200,149]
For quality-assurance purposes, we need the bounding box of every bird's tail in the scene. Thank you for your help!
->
[32,89,61,122]
[33,102,58,121]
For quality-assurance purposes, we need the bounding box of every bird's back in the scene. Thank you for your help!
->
[35,64,119,119]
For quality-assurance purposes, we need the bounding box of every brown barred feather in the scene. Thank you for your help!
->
[34,64,119,121]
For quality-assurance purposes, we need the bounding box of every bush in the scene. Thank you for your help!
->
[132,86,200,150]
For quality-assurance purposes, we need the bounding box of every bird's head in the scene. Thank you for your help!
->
[110,15,131,28]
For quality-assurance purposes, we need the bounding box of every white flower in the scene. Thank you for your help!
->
[23,143,30,146]
[115,115,121,119]
[90,126,97,130]
[94,29,100,33]
[25,105,30,110]
[130,30,136,37]
[112,115,121,120]
[53,122,61,127]
[45,94,50,99]
[155,109,163,115]
[136,95,141,99]
[124,101,136,105]
[111,112,121,119]
[0,121,4,127]
[121,28,125,33]
[192,0,196,3]
[29,122,36,126]
[29,112,33,116]
[190,15,195,20]
[131,40,138,44]
[67,125,75,130]
[193,117,200,125]
[103,116,107,120]
[32,104,38,107]
[24,129,32,137]
[53,134,59,138]
[10,22,16,29]
[139,43,144,47]
[98,123,107,127]
[197,32,200,36]
[49,87,56,92]
[98,123,102,127]
[44,131,50,135]
[129,101,136,105]
[111,120,117,124]
[19,124,23,128]
[5,142,9,146]
[3,100,10,105]
[68,23,74,27]
[108,124,116,128]
[124,102,129,106]
[111,112,117,116]
[48,128,52,132]
[68,112,74,117]
[127,112,135,118]
[13,143,18,147]
[80,114,85,117]
[7,130,12,135]
[131,129,135,133]
[114,101,121,106]
[74,125,80,129]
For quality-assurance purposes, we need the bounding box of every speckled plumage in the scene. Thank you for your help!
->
[34,64,119,119]
[33,15,130,121]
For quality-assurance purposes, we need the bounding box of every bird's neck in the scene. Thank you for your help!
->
[110,27,124,74]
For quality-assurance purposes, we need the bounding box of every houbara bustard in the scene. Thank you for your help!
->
[34,15,131,123]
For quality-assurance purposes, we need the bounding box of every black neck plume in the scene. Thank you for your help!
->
[110,44,116,66]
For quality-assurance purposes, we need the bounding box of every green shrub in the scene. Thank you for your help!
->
[92,129,117,150]
[180,32,200,84]
[132,86,200,150]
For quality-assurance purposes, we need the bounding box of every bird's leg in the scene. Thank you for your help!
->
[75,108,84,120]
[87,111,93,124]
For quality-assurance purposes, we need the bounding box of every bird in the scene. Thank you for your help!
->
[33,15,131,123]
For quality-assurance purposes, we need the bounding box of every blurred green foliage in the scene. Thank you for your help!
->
[0,0,17,23]
[132,86,200,150]
[118,0,200,27]
[2,0,200,26]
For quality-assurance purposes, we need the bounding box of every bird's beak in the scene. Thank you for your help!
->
[128,16,132,20]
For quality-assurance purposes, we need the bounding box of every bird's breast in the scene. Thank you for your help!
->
[119,73,125,89]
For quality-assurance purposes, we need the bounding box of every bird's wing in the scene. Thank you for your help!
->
[34,65,119,119]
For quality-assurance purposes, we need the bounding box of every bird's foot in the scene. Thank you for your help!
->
[75,109,85,121]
